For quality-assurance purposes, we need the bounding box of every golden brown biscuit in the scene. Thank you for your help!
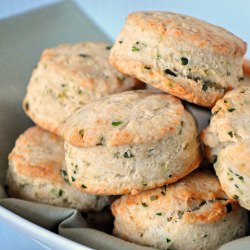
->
[112,171,248,250]
[6,126,110,211]
[63,90,201,195]
[110,12,247,107]
[23,42,141,135]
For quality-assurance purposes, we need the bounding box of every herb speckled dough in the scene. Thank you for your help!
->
[6,126,110,212]
[109,12,247,107]
[23,42,141,136]
[112,171,248,250]
[201,86,250,210]
[63,90,201,195]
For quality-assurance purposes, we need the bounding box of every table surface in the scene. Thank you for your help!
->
[0,1,249,249]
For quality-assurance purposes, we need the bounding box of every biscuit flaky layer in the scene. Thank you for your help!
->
[23,42,141,136]
[7,126,110,212]
[201,86,250,210]
[112,171,248,250]
[110,11,247,107]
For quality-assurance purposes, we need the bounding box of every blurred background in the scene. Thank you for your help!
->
[0,1,249,249]
[1,0,250,57]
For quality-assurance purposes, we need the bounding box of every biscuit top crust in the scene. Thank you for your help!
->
[8,126,65,184]
[126,12,247,57]
[202,86,250,148]
[112,171,237,224]
[62,90,185,147]
[39,42,139,93]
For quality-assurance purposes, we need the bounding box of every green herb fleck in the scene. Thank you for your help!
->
[144,65,151,70]
[156,212,162,216]
[106,45,112,50]
[119,40,123,44]
[78,89,83,94]
[228,108,236,112]
[238,76,244,81]
[142,183,147,187]
[58,189,64,197]
[150,195,158,201]
[112,121,123,126]
[96,136,105,146]
[228,131,233,138]
[239,176,244,182]
[212,108,221,116]
[166,238,171,243]
[123,150,134,158]
[114,152,120,158]
[180,57,188,65]
[81,184,87,189]
[141,202,148,207]
[233,195,239,199]
[71,176,76,182]
[164,69,177,77]
[79,129,84,138]
[117,76,125,81]
[24,102,29,111]
[79,54,89,58]
[131,41,147,52]
[210,155,217,164]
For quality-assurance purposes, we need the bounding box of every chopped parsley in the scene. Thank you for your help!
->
[180,57,188,65]
[144,65,151,70]
[78,54,89,58]
[24,101,29,111]
[228,108,236,112]
[79,129,84,138]
[71,176,76,182]
[58,189,64,197]
[166,238,171,243]
[233,195,239,199]
[111,121,123,126]
[106,45,112,50]
[131,41,147,52]
[228,131,233,138]
[164,69,177,77]
[141,202,148,207]
[210,155,217,164]
[150,195,158,201]
[156,212,162,216]
[123,150,134,158]
[81,184,87,189]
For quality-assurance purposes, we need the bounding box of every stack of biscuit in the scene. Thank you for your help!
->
[6,11,250,250]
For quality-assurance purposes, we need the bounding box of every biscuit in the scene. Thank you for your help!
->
[63,90,201,195]
[109,12,247,107]
[241,59,250,86]
[112,171,248,250]
[201,86,250,210]
[23,42,141,135]
[6,126,110,212]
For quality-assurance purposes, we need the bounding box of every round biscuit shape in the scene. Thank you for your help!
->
[23,42,141,135]
[6,126,110,212]
[111,171,248,250]
[64,106,201,195]
[109,11,247,107]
